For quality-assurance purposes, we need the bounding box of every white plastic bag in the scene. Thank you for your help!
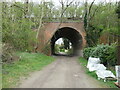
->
[94,64,106,70]
[87,57,100,68]
[96,70,116,82]
[86,57,116,82]
[88,64,106,72]
[87,57,101,71]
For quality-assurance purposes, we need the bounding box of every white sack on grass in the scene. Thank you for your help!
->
[96,70,116,80]
[87,57,100,70]
[87,57,100,68]
[86,57,116,82]
[88,64,106,72]
[94,64,106,70]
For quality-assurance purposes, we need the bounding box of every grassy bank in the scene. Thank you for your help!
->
[2,52,55,88]
[79,57,117,88]
[0,65,2,89]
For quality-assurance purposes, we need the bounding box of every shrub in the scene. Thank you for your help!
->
[2,43,19,63]
[83,47,95,60]
[83,44,117,66]
[41,44,51,56]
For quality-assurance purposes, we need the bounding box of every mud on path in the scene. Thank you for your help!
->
[18,56,107,88]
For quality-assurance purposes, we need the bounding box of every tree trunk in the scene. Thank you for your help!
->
[34,1,45,52]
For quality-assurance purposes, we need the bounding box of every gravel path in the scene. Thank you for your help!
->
[18,56,107,88]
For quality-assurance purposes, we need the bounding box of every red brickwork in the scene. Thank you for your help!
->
[37,22,86,55]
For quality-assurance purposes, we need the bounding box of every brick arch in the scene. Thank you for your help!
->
[37,22,86,56]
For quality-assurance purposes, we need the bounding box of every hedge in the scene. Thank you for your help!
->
[83,44,117,66]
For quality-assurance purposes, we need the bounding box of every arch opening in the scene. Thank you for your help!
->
[51,27,83,56]
[54,38,73,56]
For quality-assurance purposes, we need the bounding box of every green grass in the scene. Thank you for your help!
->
[0,64,2,89]
[2,52,55,88]
[79,57,118,88]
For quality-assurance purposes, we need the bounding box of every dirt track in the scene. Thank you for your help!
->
[18,56,107,88]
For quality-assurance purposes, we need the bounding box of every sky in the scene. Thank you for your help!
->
[56,38,63,45]
[34,0,119,3]
[4,0,120,5]
[3,0,120,7]
[2,0,119,8]
[3,0,119,8]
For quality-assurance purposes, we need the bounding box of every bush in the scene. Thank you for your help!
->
[83,47,95,60]
[2,43,19,63]
[83,44,117,66]
[41,44,51,56]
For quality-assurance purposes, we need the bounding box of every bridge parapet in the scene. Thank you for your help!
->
[42,17,83,23]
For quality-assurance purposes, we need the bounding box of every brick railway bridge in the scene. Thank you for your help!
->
[36,21,86,56]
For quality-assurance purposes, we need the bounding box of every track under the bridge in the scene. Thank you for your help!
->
[18,56,107,88]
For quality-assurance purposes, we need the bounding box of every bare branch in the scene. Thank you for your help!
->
[41,0,74,52]
[89,2,104,21]
[88,0,95,16]
[60,0,74,19]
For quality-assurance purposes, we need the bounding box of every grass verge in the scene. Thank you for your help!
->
[2,52,55,88]
[79,57,117,88]
[0,63,2,89]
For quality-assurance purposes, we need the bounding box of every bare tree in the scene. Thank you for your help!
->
[59,0,74,23]
[84,0,96,30]
[34,1,45,52]
[40,0,74,53]
[36,2,44,39]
